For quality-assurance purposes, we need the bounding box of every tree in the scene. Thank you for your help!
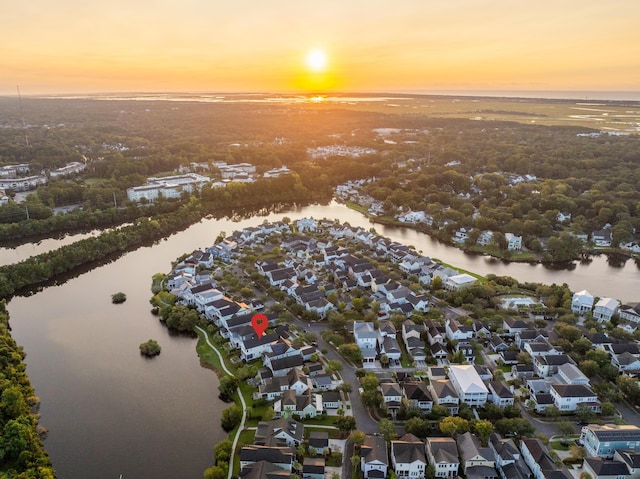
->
[494,418,535,437]
[139,339,161,357]
[579,359,600,378]
[575,405,596,424]
[204,465,227,479]
[361,374,380,391]
[220,405,242,431]
[326,360,343,374]
[361,389,383,409]
[569,444,586,461]
[338,343,363,364]
[350,430,366,448]
[335,415,356,432]
[439,416,470,437]
[405,417,431,439]
[111,291,127,304]
[338,383,353,394]
[557,421,574,438]
[473,419,494,446]
[378,418,398,441]
[601,401,617,417]
[218,376,239,402]
[214,439,233,464]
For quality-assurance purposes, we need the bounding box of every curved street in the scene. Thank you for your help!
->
[294,319,380,434]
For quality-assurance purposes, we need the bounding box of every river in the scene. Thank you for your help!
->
[6,201,640,478]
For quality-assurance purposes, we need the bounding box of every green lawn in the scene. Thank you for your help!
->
[549,440,570,451]
[326,452,343,467]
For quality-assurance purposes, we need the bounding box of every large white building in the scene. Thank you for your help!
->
[593,297,620,323]
[127,173,210,202]
[571,290,594,315]
[447,365,488,407]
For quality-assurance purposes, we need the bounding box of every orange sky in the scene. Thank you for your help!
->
[1,1,639,95]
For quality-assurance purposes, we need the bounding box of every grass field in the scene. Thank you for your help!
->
[303,94,640,133]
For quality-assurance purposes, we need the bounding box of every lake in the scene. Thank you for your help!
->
[7,200,640,478]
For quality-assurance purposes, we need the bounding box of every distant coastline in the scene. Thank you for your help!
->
[19,90,640,103]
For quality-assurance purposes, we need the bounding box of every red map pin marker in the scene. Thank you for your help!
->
[251,314,268,338]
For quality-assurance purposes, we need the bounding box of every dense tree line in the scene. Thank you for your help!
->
[0,301,54,478]
[0,199,184,242]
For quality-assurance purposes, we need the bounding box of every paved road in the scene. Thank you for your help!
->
[295,319,380,434]
[614,401,640,427]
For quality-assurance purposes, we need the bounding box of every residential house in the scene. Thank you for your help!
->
[426,437,460,478]
[446,318,474,341]
[502,317,531,336]
[594,298,620,323]
[583,457,631,479]
[302,457,325,479]
[380,336,402,363]
[592,230,613,247]
[533,354,571,377]
[614,352,640,373]
[354,322,378,350]
[581,424,640,458]
[445,273,477,291]
[572,290,595,315]
[488,381,515,407]
[620,303,640,324]
[549,384,600,413]
[239,460,290,479]
[557,363,590,386]
[430,380,460,415]
[448,365,488,407]
[524,340,560,357]
[500,350,520,365]
[391,434,427,479]
[239,446,294,473]
[489,433,530,479]
[275,389,322,419]
[321,391,341,410]
[402,381,434,413]
[381,382,403,419]
[505,233,522,251]
[457,432,497,478]
[519,438,565,479]
[614,450,640,479]
[455,341,476,363]
[254,418,304,447]
[490,336,509,353]
[361,434,389,479]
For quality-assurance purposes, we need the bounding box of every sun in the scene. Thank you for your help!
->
[306,49,327,73]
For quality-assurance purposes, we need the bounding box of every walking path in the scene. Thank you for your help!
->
[196,325,247,479]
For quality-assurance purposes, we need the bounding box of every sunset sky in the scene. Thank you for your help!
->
[2,0,639,95]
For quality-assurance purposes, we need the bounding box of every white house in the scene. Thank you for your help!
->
[426,437,460,478]
[354,322,378,350]
[505,233,522,251]
[296,217,317,232]
[549,384,600,412]
[619,303,640,324]
[448,365,488,407]
[488,381,514,407]
[391,434,427,478]
[571,290,595,315]
[361,434,389,479]
[445,273,477,291]
[593,297,620,323]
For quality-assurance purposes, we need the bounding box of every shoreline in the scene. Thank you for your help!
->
[345,201,639,268]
